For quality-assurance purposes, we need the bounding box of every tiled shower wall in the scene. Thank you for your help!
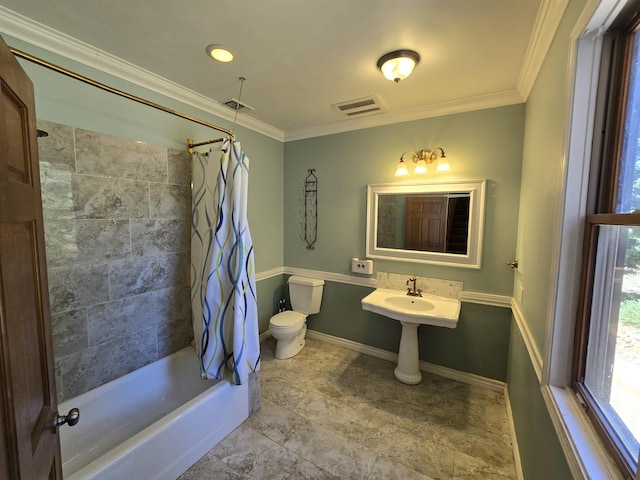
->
[37,120,193,402]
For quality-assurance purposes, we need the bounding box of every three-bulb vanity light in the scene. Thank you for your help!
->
[395,147,450,176]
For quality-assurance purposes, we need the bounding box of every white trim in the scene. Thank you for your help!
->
[517,0,571,99]
[255,267,285,282]
[259,330,272,343]
[504,386,525,480]
[0,6,285,142]
[282,266,377,288]
[459,291,512,308]
[542,28,603,387]
[305,329,506,393]
[0,3,577,144]
[365,180,486,269]
[511,299,543,382]
[284,90,524,142]
[257,266,513,307]
[542,386,624,480]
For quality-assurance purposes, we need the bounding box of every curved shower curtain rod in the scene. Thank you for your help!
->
[10,47,234,152]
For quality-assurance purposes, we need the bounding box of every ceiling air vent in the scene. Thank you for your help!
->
[331,95,386,118]
[222,98,255,112]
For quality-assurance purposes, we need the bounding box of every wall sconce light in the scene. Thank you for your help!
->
[395,147,450,176]
[377,50,420,83]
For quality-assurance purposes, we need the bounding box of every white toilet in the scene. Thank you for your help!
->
[269,276,324,359]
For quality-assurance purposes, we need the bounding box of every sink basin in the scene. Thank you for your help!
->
[361,288,461,385]
[361,288,460,328]
[384,296,435,312]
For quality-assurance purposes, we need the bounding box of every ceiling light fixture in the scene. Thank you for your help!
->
[206,44,234,63]
[395,147,450,176]
[377,49,420,83]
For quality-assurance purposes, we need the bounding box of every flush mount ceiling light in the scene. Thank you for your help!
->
[395,147,450,176]
[377,49,420,83]
[205,44,234,62]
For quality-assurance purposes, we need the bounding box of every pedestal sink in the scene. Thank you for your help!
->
[361,288,461,384]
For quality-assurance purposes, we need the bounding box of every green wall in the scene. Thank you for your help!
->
[306,281,511,381]
[509,0,589,478]
[284,105,524,295]
[508,320,572,479]
[283,105,524,379]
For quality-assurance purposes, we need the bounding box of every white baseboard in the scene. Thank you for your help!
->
[504,386,525,480]
[304,329,506,393]
[263,328,522,475]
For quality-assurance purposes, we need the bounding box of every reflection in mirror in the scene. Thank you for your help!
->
[366,180,486,268]
[376,193,470,254]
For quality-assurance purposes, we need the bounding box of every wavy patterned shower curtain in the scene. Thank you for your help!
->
[191,139,260,385]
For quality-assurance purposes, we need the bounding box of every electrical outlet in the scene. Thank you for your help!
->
[351,258,373,275]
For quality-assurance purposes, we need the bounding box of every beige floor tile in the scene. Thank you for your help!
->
[182,336,517,480]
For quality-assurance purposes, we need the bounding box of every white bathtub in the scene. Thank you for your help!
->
[58,346,249,480]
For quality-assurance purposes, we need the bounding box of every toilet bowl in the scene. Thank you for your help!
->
[269,276,324,359]
[270,311,308,359]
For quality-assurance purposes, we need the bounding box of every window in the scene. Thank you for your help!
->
[573,3,640,478]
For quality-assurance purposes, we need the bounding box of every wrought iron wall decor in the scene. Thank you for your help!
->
[299,169,318,249]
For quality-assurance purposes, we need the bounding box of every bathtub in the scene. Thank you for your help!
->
[58,346,249,480]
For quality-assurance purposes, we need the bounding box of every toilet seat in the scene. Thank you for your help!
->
[269,311,306,335]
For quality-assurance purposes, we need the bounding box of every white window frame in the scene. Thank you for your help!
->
[541,0,638,478]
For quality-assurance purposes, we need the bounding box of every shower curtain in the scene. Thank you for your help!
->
[191,139,260,385]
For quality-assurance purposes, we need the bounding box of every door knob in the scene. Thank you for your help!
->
[54,407,80,428]
[507,260,519,269]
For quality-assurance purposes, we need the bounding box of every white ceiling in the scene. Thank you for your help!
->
[0,0,557,141]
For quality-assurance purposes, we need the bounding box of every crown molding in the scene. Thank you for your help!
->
[0,6,285,142]
[284,89,525,142]
[517,0,570,100]
[1,2,562,144]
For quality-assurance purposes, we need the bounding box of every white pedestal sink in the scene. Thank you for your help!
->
[361,288,461,385]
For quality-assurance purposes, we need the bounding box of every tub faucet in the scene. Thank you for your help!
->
[406,277,422,297]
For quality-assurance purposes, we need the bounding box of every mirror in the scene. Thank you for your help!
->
[366,180,486,268]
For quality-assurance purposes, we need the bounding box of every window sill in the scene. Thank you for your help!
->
[543,385,627,479]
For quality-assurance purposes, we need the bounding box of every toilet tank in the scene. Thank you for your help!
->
[288,276,324,314]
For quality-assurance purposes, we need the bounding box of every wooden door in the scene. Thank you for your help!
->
[404,196,447,252]
[0,35,62,479]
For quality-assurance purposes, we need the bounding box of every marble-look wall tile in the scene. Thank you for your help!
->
[172,285,191,321]
[377,272,463,299]
[71,174,149,219]
[87,288,173,345]
[168,149,192,186]
[40,168,74,218]
[58,329,158,400]
[51,308,88,357]
[40,120,196,399]
[149,183,190,218]
[44,219,131,267]
[108,253,188,299]
[37,120,75,171]
[48,263,110,314]
[75,129,167,182]
[157,317,193,358]
[131,218,189,257]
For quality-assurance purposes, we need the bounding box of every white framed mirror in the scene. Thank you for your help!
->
[366,179,486,268]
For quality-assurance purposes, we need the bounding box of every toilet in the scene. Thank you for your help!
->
[269,276,324,359]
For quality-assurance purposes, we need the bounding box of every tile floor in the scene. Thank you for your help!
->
[179,337,517,479]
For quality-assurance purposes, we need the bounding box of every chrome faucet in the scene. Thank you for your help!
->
[406,277,422,297]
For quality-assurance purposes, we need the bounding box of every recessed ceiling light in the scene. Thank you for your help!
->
[205,44,234,63]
